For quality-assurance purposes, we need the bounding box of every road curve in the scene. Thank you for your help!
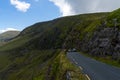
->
[67,52,120,80]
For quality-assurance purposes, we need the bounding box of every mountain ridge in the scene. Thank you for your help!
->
[0,9,120,80]
[0,31,20,46]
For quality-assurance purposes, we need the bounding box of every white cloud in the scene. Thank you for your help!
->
[49,0,75,16]
[0,28,19,33]
[49,0,120,16]
[10,0,31,12]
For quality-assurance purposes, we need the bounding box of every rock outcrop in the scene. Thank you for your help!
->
[84,23,120,61]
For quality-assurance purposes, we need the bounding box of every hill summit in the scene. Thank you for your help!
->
[0,31,20,46]
[0,8,120,80]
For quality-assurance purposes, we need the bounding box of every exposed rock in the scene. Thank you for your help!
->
[82,24,120,60]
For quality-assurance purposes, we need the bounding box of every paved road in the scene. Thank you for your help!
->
[67,52,120,80]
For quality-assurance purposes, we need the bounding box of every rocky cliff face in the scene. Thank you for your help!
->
[81,23,120,61]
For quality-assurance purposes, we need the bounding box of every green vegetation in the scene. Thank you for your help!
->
[0,53,10,70]
[80,52,120,68]
[0,36,30,51]
[0,12,107,51]
[0,49,60,80]
[94,56,120,68]
[0,50,87,80]
[34,51,88,80]
[0,31,20,39]
[0,8,120,80]
[0,31,20,46]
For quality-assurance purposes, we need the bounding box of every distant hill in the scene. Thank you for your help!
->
[0,31,20,46]
[0,8,120,80]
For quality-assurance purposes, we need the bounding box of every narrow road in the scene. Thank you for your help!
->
[67,52,120,80]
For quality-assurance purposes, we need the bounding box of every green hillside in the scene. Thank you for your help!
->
[0,31,20,46]
[0,8,120,80]
[0,13,107,51]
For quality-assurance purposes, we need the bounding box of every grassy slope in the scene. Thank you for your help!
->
[0,11,113,80]
[0,50,60,80]
[34,51,88,80]
[0,31,20,39]
[0,31,20,46]
[0,12,108,80]
[81,52,120,68]
[88,8,120,67]
[0,13,107,51]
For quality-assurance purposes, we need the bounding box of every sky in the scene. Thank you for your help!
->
[0,0,120,33]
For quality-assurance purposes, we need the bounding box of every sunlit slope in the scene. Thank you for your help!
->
[0,31,20,46]
[0,12,110,80]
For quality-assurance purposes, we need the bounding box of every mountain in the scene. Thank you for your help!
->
[0,31,20,46]
[0,8,120,80]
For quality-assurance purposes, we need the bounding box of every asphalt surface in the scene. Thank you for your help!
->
[67,52,120,80]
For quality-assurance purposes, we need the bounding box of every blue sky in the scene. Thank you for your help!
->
[1,0,120,33]
[0,0,60,33]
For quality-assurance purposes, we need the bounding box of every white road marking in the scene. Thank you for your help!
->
[75,61,78,65]
[79,66,83,70]
[71,56,90,80]
[68,72,71,76]
[85,74,91,80]
[72,57,78,65]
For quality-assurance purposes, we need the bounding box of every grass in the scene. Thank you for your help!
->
[0,9,119,80]
[0,49,60,80]
[0,35,30,51]
[0,53,10,70]
[34,50,88,80]
[80,52,120,68]
[94,56,120,68]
